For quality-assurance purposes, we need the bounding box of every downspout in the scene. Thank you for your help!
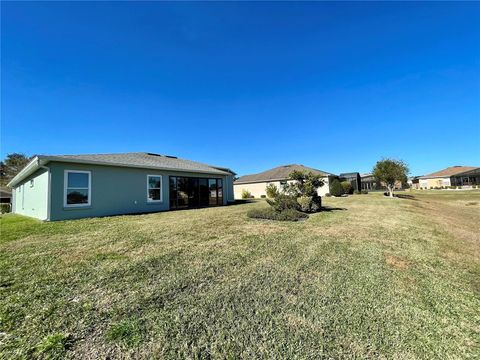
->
[11,187,16,213]
[39,162,51,221]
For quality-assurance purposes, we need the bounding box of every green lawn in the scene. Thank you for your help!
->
[1,191,479,359]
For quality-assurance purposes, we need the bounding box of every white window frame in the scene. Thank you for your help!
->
[147,175,163,203]
[64,170,91,208]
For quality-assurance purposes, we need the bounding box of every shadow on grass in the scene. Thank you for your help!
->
[321,206,347,212]
[395,194,418,201]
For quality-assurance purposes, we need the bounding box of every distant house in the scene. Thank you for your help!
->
[360,173,377,191]
[8,152,235,221]
[233,164,335,199]
[339,173,361,192]
[361,173,402,191]
[407,176,423,190]
[419,166,480,189]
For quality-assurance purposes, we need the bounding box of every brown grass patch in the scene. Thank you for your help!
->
[385,254,410,270]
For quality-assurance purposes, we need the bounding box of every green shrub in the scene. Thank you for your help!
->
[283,170,324,198]
[330,179,344,197]
[341,181,353,194]
[241,189,252,199]
[353,190,360,195]
[325,193,331,197]
[361,190,368,194]
[247,208,308,221]
[297,195,322,213]
[0,203,11,214]
[265,183,279,198]
[260,195,266,198]
[266,194,300,212]
[449,186,456,189]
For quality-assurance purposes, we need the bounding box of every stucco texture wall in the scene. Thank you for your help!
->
[419,177,451,188]
[13,168,49,220]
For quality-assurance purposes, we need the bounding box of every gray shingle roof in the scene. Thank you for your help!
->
[234,164,333,184]
[41,152,234,176]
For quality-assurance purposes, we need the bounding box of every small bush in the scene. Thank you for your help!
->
[341,181,353,194]
[297,195,322,213]
[247,208,308,221]
[325,193,331,197]
[361,190,368,194]
[0,203,11,214]
[241,189,252,199]
[353,190,360,195]
[265,183,279,198]
[266,194,300,212]
[330,179,344,197]
[449,186,456,189]
[260,195,266,198]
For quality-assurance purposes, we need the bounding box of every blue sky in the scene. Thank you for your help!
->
[2,2,479,176]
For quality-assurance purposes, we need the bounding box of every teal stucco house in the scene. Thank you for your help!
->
[8,152,235,221]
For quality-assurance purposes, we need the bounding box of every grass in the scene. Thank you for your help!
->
[247,207,309,221]
[0,191,479,358]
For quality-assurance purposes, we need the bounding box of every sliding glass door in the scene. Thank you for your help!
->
[170,176,224,210]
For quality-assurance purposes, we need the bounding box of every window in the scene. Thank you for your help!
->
[64,170,91,207]
[147,175,162,202]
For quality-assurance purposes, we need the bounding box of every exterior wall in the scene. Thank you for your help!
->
[225,174,235,202]
[419,177,451,189]
[12,168,49,220]
[234,176,331,199]
[48,161,231,221]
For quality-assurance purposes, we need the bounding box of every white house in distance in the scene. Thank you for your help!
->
[234,164,336,199]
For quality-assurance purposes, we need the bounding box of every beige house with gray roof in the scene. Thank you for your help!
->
[234,164,335,199]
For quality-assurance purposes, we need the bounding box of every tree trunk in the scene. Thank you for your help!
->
[388,185,394,198]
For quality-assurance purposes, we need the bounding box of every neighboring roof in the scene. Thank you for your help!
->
[7,152,235,187]
[420,166,480,179]
[361,173,373,178]
[0,187,12,198]
[234,164,334,184]
[339,172,360,177]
